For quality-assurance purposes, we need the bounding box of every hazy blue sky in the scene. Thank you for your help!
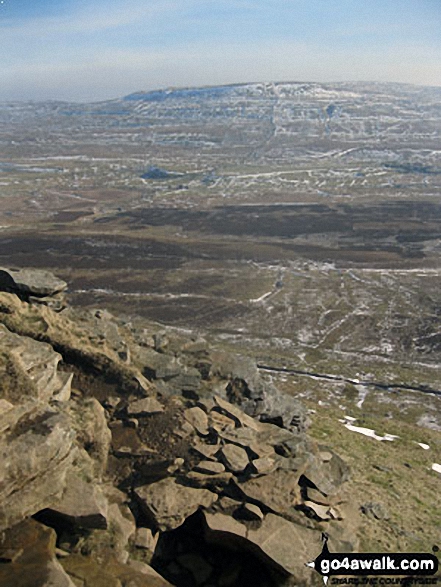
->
[1,0,441,102]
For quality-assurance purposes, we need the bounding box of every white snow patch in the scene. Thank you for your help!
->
[344,424,399,442]
[417,442,430,450]
[432,463,441,474]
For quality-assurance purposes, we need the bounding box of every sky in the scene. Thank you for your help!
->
[1,0,441,102]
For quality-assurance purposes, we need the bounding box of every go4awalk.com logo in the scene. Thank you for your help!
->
[307,535,439,585]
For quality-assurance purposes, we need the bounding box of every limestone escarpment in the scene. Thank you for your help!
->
[0,269,358,587]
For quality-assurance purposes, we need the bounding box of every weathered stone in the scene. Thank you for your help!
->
[218,444,249,473]
[303,451,350,496]
[62,553,173,587]
[218,427,258,449]
[135,477,218,531]
[209,410,236,432]
[185,470,233,489]
[51,372,73,403]
[134,527,159,551]
[127,397,164,416]
[303,501,333,520]
[133,346,182,380]
[361,502,390,521]
[249,456,277,475]
[191,439,220,460]
[46,472,109,530]
[168,368,202,392]
[203,511,322,581]
[108,503,136,562]
[0,410,75,532]
[0,519,76,587]
[319,450,333,462]
[194,460,226,475]
[111,425,156,457]
[176,419,195,439]
[70,398,111,479]
[184,406,209,436]
[305,486,335,506]
[0,324,71,406]
[214,396,261,430]
[235,469,303,514]
[0,267,67,298]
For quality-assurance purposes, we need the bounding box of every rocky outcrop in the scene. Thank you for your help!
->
[0,267,67,311]
[0,267,67,298]
[0,269,359,587]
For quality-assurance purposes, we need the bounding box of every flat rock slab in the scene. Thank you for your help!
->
[62,553,173,587]
[184,406,209,436]
[0,519,76,587]
[47,472,109,530]
[135,477,218,531]
[0,267,67,297]
[127,397,164,416]
[194,460,226,475]
[214,396,261,431]
[203,511,321,581]
[218,444,249,473]
[236,469,303,514]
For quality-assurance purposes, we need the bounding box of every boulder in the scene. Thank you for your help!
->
[70,398,111,479]
[127,397,164,416]
[45,472,109,530]
[235,469,304,514]
[0,267,67,298]
[134,527,159,552]
[203,511,322,581]
[218,444,249,473]
[61,553,173,587]
[0,410,75,532]
[133,346,182,380]
[0,519,76,587]
[0,324,71,407]
[193,460,226,475]
[303,451,350,497]
[135,477,218,531]
[184,406,209,436]
[213,396,261,431]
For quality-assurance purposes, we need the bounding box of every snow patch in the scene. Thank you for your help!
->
[344,423,399,442]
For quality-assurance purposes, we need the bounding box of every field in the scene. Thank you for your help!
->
[1,81,441,551]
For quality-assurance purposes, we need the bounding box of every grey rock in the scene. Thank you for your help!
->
[135,477,218,531]
[133,346,182,380]
[303,451,350,497]
[0,267,67,298]
[0,410,75,532]
[361,502,390,521]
